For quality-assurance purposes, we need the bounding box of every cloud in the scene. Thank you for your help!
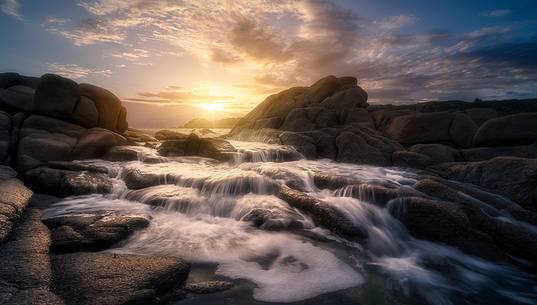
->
[125,86,234,105]
[1,0,22,19]
[46,63,112,79]
[46,0,537,105]
[482,9,512,17]
[375,15,415,30]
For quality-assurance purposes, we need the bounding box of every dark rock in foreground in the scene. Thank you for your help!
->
[51,253,190,305]
[0,209,63,305]
[43,213,151,252]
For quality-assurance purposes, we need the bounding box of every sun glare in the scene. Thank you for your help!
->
[199,102,223,112]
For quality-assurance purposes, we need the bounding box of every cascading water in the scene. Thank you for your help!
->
[43,140,537,305]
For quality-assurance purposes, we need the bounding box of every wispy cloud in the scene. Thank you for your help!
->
[46,63,112,79]
[45,0,537,104]
[482,9,512,17]
[1,0,22,19]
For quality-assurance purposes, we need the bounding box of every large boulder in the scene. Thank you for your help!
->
[0,85,34,112]
[383,112,452,144]
[231,75,368,134]
[474,113,537,147]
[16,115,126,172]
[157,133,236,161]
[432,157,537,210]
[154,129,188,141]
[31,74,128,133]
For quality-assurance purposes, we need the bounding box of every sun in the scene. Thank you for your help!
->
[199,102,224,112]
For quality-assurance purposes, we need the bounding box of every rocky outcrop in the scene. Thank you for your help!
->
[154,129,188,141]
[0,73,130,175]
[431,157,537,210]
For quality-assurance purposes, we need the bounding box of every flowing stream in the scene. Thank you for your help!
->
[43,140,537,305]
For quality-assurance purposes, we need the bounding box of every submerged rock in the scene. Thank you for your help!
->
[277,186,367,239]
[51,253,190,305]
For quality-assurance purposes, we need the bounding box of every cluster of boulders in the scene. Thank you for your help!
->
[229,75,537,208]
[0,73,129,175]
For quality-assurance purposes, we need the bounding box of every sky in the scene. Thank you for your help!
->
[1,0,537,128]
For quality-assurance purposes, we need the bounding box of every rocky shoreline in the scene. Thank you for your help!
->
[1,72,537,304]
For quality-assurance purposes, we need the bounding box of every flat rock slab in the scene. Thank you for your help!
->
[51,253,190,305]
[43,213,151,252]
[0,178,33,243]
[0,209,64,305]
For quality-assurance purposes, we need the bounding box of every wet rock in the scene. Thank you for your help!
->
[154,129,188,141]
[342,183,424,206]
[0,209,64,305]
[25,167,113,197]
[277,186,367,239]
[158,133,236,161]
[388,197,470,243]
[474,113,537,147]
[185,281,234,294]
[336,131,390,166]
[47,160,109,174]
[103,145,141,161]
[313,173,358,190]
[43,213,150,252]
[431,157,537,210]
[0,179,33,243]
[392,151,433,169]
[51,253,190,305]
[124,128,158,142]
[242,208,305,231]
[123,167,166,190]
[279,132,317,158]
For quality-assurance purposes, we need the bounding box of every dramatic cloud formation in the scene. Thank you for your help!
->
[2,0,536,126]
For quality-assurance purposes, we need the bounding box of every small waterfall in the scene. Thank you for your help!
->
[43,142,537,305]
